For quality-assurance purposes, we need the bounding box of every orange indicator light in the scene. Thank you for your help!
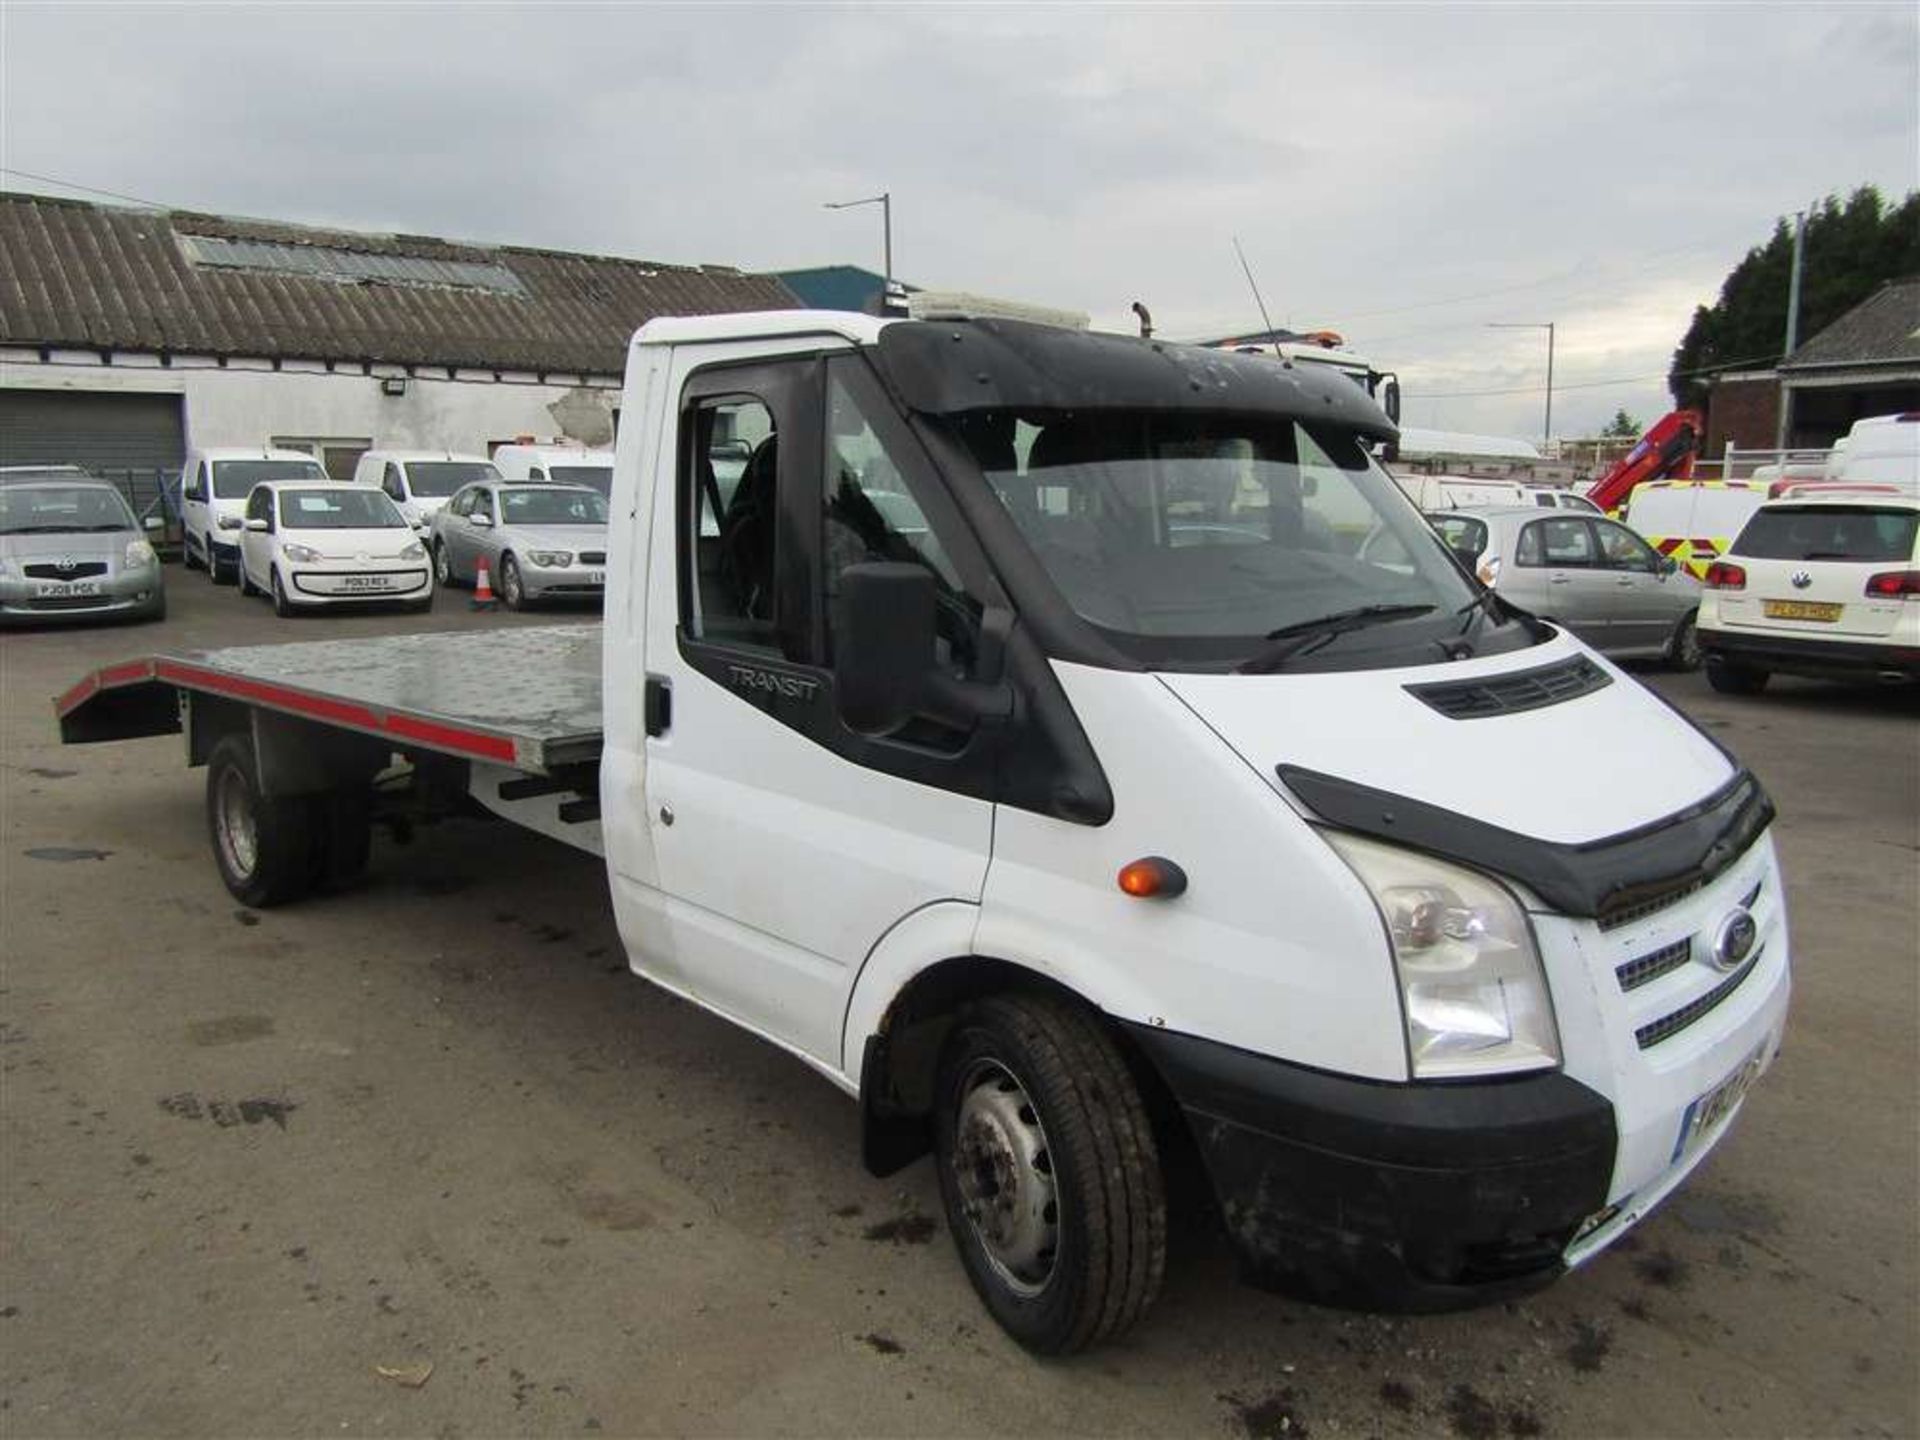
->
[1117,857,1188,899]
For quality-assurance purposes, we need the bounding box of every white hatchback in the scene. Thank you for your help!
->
[1698,494,1920,691]
[238,481,433,616]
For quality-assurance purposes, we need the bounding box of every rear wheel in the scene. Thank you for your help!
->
[206,735,315,908]
[1707,658,1770,694]
[1666,613,1702,671]
[499,553,527,610]
[932,993,1166,1355]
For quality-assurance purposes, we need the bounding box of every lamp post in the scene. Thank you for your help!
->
[1488,321,1556,445]
[823,191,892,306]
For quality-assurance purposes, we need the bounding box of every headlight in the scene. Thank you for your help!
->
[525,550,571,567]
[0,556,16,579]
[124,540,157,568]
[283,542,322,564]
[399,541,425,560]
[1324,832,1559,1078]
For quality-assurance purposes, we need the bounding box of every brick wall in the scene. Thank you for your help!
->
[1704,377,1780,456]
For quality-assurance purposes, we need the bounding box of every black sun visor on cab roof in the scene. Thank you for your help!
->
[872,318,1398,441]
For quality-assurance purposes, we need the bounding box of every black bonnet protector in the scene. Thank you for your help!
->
[1279,764,1775,921]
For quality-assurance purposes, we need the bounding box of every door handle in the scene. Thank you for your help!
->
[1549,574,1572,584]
[644,675,672,737]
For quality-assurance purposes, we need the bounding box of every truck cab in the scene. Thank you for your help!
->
[600,311,1789,1349]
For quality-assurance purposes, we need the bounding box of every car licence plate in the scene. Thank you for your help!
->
[36,581,101,597]
[584,571,605,586]
[1671,1042,1768,1163]
[339,575,398,592]
[1762,600,1842,622]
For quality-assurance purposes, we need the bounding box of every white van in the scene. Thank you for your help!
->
[1825,413,1920,488]
[350,450,502,534]
[1618,480,1770,580]
[1393,472,1532,511]
[180,447,328,583]
[491,444,615,496]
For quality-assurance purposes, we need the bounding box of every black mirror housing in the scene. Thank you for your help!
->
[833,563,941,734]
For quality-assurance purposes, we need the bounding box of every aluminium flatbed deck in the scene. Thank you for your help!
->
[57,625,603,775]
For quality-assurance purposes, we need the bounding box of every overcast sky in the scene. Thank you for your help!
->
[3,3,1915,441]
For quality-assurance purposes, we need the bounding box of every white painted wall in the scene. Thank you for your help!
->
[0,349,621,456]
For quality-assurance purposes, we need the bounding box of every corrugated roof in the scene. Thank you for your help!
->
[0,192,799,375]
[1781,276,1920,371]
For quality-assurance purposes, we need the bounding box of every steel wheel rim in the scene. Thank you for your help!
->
[215,767,259,879]
[952,1059,1059,1297]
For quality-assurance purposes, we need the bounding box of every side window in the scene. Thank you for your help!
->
[1535,493,1557,508]
[383,464,406,501]
[529,467,546,481]
[246,489,268,524]
[1595,520,1657,572]
[687,395,781,652]
[474,489,495,522]
[1516,522,1545,567]
[1538,517,1596,567]
[822,361,979,666]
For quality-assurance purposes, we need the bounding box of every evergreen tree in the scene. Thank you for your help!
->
[1669,187,1920,407]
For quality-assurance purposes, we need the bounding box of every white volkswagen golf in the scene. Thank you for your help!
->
[238,481,434,616]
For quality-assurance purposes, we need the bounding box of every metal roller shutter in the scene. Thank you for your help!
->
[0,389,186,471]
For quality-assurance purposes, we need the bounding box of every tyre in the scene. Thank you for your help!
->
[237,562,256,598]
[183,538,202,573]
[205,735,316,908]
[1666,613,1702,671]
[433,541,460,589]
[1707,658,1770,695]
[499,553,527,610]
[271,568,295,618]
[210,548,235,586]
[932,992,1167,1355]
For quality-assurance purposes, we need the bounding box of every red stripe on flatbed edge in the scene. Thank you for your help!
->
[152,660,520,765]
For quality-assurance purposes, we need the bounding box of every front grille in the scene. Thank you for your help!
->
[577,550,607,565]
[1597,877,1705,932]
[1635,947,1763,1049]
[24,562,108,580]
[1617,937,1692,992]
[1405,655,1612,719]
[27,594,116,611]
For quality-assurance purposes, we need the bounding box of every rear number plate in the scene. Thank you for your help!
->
[1673,1043,1767,1162]
[36,581,101,597]
[1762,600,1842,622]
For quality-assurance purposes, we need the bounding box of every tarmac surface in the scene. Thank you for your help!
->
[3,571,1916,1438]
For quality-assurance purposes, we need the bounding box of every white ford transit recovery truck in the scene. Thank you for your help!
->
[56,311,1790,1355]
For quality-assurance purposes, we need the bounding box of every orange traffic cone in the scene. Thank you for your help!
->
[471,559,499,612]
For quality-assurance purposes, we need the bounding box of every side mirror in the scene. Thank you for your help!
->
[833,563,1012,736]
[217,514,244,531]
[1660,555,1678,575]
[143,516,164,532]
[244,518,270,533]
[470,513,494,528]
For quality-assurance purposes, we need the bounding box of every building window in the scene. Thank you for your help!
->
[273,437,371,480]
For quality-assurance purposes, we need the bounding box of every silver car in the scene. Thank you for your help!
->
[430,481,609,609]
[1,476,166,626]
[1427,506,1702,667]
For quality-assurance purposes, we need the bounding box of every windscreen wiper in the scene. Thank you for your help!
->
[1238,603,1436,674]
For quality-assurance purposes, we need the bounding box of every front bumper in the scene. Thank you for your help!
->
[522,560,605,600]
[1700,628,1920,682]
[1127,1023,1616,1311]
[287,565,431,605]
[0,569,165,625]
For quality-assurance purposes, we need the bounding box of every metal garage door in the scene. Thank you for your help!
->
[0,389,187,527]
[0,389,186,471]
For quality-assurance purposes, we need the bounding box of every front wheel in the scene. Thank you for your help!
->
[205,735,315,907]
[499,554,527,610]
[433,540,460,589]
[1666,613,1702,671]
[271,568,295,618]
[932,993,1167,1355]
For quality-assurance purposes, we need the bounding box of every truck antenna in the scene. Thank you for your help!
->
[1232,237,1284,359]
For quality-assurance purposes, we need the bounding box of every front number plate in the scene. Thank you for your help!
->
[1762,600,1842,622]
[1672,1043,1767,1162]
[339,575,398,592]
[584,571,605,586]
[36,581,101,597]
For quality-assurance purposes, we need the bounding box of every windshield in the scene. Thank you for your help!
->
[500,487,608,525]
[215,459,326,498]
[951,410,1517,669]
[550,465,613,495]
[277,488,408,530]
[0,485,137,534]
[1735,506,1918,562]
[405,461,499,497]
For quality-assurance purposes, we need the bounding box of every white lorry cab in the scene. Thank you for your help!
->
[351,450,502,534]
[180,447,328,583]
[491,443,615,495]
[58,311,1790,1354]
